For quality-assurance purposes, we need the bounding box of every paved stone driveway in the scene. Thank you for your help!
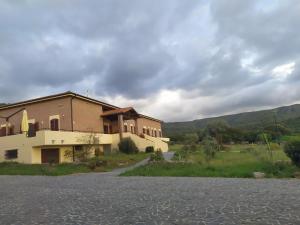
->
[0,173,300,225]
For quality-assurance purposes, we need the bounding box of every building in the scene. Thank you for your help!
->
[0,92,169,164]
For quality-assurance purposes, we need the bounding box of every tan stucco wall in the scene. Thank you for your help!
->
[0,130,114,164]
[72,98,103,133]
[0,133,38,163]
[143,134,169,152]
[120,133,168,152]
[32,146,73,164]
[0,97,73,133]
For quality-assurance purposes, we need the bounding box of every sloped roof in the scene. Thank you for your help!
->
[101,107,138,117]
[0,91,119,111]
[0,91,163,122]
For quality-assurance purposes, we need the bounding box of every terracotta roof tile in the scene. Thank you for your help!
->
[101,107,136,116]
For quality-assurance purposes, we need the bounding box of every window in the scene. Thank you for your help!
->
[50,119,59,131]
[124,124,128,132]
[8,125,14,136]
[147,129,150,135]
[5,149,18,159]
[159,131,162,137]
[104,125,109,134]
[0,126,5,137]
[143,128,146,134]
[28,122,39,137]
[130,126,134,133]
[154,130,157,137]
[75,145,83,151]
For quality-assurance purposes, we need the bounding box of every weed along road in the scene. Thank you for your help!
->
[0,173,300,225]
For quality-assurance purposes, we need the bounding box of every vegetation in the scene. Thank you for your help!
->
[202,136,218,163]
[0,153,148,176]
[164,104,300,140]
[118,138,139,154]
[284,140,300,167]
[64,133,100,162]
[122,144,300,178]
[149,150,164,162]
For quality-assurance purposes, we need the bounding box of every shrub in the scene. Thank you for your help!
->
[118,138,139,154]
[145,146,155,153]
[181,144,198,153]
[284,140,300,167]
[172,151,188,161]
[149,150,164,162]
[87,157,107,170]
[202,136,218,163]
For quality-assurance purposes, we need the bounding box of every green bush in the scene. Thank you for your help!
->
[145,146,155,153]
[87,157,107,170]
[118,138,139,154]
[150,150,164,162]
[202,136,218,163]
[173,150,189,161]
[284,140,300,167]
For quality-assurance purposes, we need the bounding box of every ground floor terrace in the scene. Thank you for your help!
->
[0,171,299,225]
[0,130,169,164]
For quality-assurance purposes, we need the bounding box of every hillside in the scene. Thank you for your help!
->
[163,104,300,135]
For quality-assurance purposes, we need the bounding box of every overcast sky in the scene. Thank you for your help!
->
[0,0,300,122]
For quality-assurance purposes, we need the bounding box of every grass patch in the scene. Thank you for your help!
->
[0,153,148,176]
[122,144,300,178]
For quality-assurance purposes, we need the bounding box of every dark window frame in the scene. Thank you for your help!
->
[50,118,59,131]
[5,149,18,159]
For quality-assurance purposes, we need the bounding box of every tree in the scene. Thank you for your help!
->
[264,124,291,142]
[204,120,229,150]
[65,133,100,162]
[284,140,300,167]
[183,133,198,144]
[202,136,218,164]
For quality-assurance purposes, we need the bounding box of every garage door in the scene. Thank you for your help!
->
[41,148,59,164]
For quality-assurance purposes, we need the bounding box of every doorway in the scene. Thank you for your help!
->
[41,148,59,164]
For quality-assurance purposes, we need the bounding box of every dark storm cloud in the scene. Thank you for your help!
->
[0,0,300,120]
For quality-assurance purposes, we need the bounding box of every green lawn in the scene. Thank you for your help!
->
[122,144,300,178]
[0,153,148,176]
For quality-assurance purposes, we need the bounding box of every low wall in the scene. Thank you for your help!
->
[121,133,169,152]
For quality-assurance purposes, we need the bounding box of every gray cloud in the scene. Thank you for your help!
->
[0,0,300,121]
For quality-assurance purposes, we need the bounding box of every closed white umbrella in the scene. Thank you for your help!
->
[21,110,29,134]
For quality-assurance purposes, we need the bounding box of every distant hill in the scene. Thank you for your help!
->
[163,104,300,135]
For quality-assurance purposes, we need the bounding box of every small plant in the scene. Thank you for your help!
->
[284,140,300,167]
[145,146,154,153]
[172,151,187,161]
[202,136,218,163]
[149,150,164,162]
[118,138,139,154]
[261,133,274,162]
[87,157,107,170]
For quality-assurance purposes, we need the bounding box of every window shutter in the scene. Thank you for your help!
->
[50,119,59,131]
[35,122,39,131]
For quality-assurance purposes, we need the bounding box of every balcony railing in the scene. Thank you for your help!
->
[0,130,113,147]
